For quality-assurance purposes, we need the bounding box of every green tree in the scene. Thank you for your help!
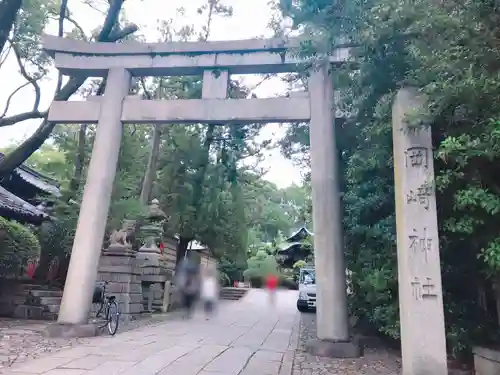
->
[277,0,500,357]
[0,0,138,176]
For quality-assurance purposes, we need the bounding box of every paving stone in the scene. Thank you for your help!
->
[57,354,108,370]
[108,341,172,361]
[241,359,281,375]
[2,290,404,375]
[157,345,227,375]
[9,355,74,373]
[202,347,254,374]
[42,370,86,375]
[252,349,284,362]
[51,346,95,359]
[84,360,138,375]
[119,344,198,375]
[279,350,295,375]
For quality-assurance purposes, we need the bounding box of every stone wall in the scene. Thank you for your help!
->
[96,255,143,320]
[0,279,62,320]
[161,237,177,274]
[0,279,27,316]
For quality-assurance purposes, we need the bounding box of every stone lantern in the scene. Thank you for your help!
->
[137,199,169,312]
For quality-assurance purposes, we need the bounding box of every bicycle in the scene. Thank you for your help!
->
[92,281,120,336]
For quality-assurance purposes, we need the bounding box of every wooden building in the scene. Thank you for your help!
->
[276,227,314,268]
[0,152,61,224]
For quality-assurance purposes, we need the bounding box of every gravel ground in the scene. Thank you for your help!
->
[0,312,178,369]
[293,313,402,375]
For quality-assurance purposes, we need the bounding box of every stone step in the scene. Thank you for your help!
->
[44,303,60,313]
[220,296,243,301]
[29,289,63,298]
[42,311,58,321]
[220,289,247,295]
[219,288,247,301]
[39,296,62,306]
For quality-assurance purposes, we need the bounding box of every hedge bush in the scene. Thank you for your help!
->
[0,217,41,278]
[279,276,298,290]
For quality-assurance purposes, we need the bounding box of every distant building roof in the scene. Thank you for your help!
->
[0,152,61,197]
[0,186,49,224]
[286,227,313,242]
[172,234,208,251]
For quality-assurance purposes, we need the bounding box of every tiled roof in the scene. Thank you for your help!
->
[0,152,61,196]
[286,227,313,242]
[0,186,49,221]
[173,235,208,251]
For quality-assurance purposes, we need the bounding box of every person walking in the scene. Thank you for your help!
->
[200,265,219,320]
[176,257,200,319]
[265,272,279,306]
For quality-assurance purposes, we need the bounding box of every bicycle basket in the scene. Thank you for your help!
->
[92,285,105,304]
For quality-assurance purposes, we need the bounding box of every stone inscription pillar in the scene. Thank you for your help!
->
[307,64,350,342]
[392,87,447,375]
[58,68,131,325]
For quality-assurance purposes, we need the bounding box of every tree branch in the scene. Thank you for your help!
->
[47,9,88,41]
[0,38,45,126]
[65,13,88,40]
[0,0,137,177]
[0,42,12,68]
[0,0,22,54]
[9,38,42,112]
[0,81,30,118]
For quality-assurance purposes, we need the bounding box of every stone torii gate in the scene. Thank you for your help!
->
[42,34,447,374]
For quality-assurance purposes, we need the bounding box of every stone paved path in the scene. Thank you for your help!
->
[3,289,299,375]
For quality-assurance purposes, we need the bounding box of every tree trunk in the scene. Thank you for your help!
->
[190,124,216,221]
[0,0,137,177]
[33,220,55,282]
[175,236,191,269]
[68,124,87,195]
[0,0,22,54]
[140,124,162,205]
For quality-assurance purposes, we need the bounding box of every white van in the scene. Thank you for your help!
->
[296,267,353,312]
[297,267,317,312]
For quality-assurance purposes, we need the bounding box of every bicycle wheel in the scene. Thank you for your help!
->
[106,300,120,336]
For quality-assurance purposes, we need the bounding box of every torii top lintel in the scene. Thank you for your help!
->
[42,34,350,77]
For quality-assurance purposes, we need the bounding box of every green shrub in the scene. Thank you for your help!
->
[279,276,298,290]
[249,276,263,288]
[243,250,278,280]
[0,217,41,278]
[218,270,231,287]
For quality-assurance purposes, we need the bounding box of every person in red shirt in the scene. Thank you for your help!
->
[265,273,279,306]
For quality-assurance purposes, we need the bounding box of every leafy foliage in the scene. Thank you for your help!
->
[0,217,40,278]
[277,0,500,357]
[0,1,310,286]
[243,249,279,280]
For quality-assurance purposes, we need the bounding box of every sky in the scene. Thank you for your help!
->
[0,0,304,188]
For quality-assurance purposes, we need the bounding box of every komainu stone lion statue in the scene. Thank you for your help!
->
[109,220,136,246]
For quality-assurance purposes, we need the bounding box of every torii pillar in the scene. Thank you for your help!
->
[47,68,131,335]
[306,63,362,357]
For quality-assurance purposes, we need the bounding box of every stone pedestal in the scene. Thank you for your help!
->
[97,244,143,320]
[392,88,447,375]
[136,199,170,312]
[140,266,169,312]
[137,230,167,312]
[162,281,172,313]
[44,323,100,338]
[306,338,363,358]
